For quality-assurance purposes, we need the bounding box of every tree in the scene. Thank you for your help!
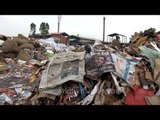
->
[29,23,36,35]
[39,22,49,35]
[46,23,49,31]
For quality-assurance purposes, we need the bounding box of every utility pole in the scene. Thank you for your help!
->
[58,15,62,33]
[103,17,105,42]
[58,22,60,33]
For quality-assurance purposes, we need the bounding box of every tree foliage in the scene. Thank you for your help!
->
[30,23,36,35]
[39,22,49,35]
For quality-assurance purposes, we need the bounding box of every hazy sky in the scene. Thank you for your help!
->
[0,15,160,42]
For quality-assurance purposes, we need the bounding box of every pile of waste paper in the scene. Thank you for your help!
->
[0,28,160,105]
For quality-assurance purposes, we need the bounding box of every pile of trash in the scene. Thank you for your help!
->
[1,27,160,105]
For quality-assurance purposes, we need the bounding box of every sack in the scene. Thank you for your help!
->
[17,49,32,61]
[2,39,19,53]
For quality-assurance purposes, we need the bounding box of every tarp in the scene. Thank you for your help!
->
[39,37,68,52]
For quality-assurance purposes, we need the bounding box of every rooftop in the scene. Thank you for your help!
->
[107,33,126,37]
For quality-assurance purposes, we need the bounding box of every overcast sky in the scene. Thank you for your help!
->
[0,15,160,42]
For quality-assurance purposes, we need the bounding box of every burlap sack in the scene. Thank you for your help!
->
[2,39,19,53]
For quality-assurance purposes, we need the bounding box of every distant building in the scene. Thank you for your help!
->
[28,32,70,46]
[69,35,96,46]
[50,32,70,46]
[106,33,127,43]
